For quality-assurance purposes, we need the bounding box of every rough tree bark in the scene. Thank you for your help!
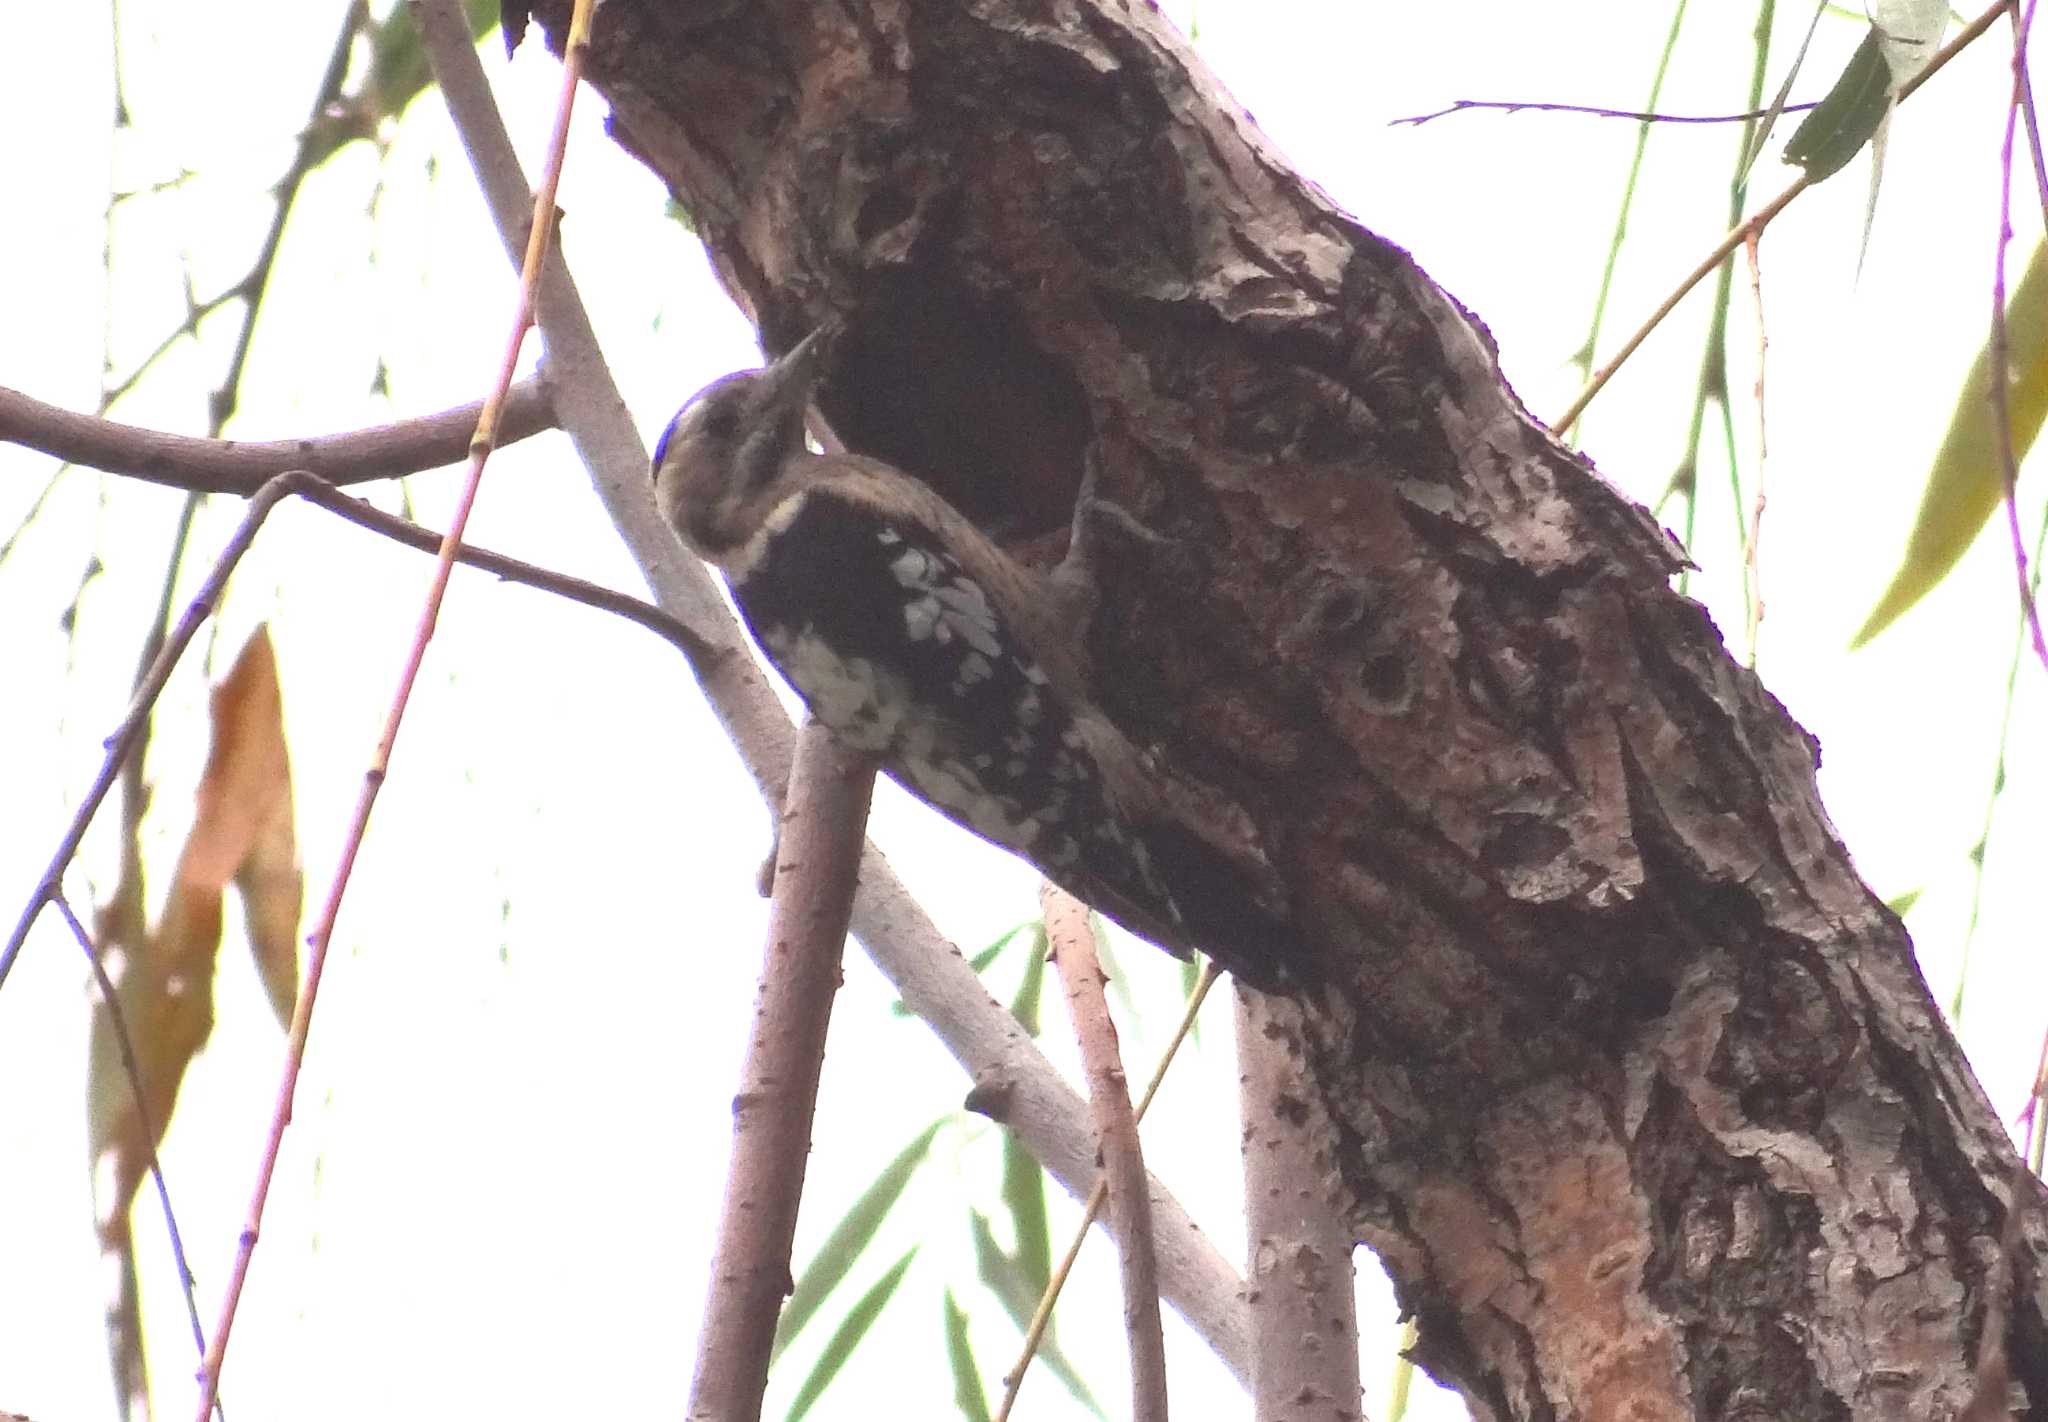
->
[519,0,2048,1414]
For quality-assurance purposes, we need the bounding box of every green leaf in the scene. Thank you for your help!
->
[1886,887,1924,917]
[773,1120,943,1362]
[1740,2,1829,185]
[300,0,501,166]
[1855,241,2048,645]
[1783,27,1889,182]
[999,1133,1052,1300]
[781,1247,919,1422]
[1386,1320,1420,1421]
[1010,922,1048,1034]
[943,1290,994,1422]
[969,1212,1107,1419]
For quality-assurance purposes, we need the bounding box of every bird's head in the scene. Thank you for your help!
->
[652,324,832,563]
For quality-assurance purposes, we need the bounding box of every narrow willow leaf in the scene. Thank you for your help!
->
[1886,887,1924,917]
[774,1119,944,1362]
[1783,27,1888,182]
[1855,242,2048,645]
[1741,1,1828,183]
[999,1132,1052,1299]
[969,1211,1107,1420]
[943,1289,994,1422]
[781,1247,919,1422]
[1010,921,1047,1035]
[1387,1319,1421,1421]
[1853,2,1943,273]
[1181,956,1204,1043]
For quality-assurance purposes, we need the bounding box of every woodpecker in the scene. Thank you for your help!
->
[652,328,1298,988]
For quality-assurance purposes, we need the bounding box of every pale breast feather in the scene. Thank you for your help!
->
[726,487,1172,918]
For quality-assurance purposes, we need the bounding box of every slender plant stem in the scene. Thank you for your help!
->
[189,5,601,1414]
[1553,0,2008,433]
[995,961,1219,1422]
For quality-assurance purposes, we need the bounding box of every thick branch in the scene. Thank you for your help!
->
[0,378,557,492]
[688,726,873,1422]
[522,1,2048,1415]
[414,0,1251,1374]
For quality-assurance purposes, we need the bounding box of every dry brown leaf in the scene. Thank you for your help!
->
[209,630,303,1027]
[183,629,303,1020]
[85,624,303,1422]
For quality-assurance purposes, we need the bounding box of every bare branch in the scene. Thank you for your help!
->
[415,0,1254,1373]
[1235,990,1362,1422]
[1,467,723,1002]
[994,965,1225,1422]
[192,3,600,1406]
[1392,97,1819,127]
[4,471,325,995]
[1553,0,2011,430]
[1044,888,1167,1422]
[687,727,875,1422]
[0,378,557,494]
[54,893,213,1412]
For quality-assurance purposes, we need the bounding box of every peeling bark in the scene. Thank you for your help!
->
[526,0,2048,1413]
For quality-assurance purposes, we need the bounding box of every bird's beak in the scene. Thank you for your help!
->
[757,319,838,413]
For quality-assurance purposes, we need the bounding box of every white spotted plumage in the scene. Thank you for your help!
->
[649,329,1301,989]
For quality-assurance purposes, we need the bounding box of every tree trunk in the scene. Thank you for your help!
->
[520,0,2048,1413]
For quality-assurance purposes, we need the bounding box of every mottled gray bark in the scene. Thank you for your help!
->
[523,0,2048,1414]
[1239,988,1363,1421]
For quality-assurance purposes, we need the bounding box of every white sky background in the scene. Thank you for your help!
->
[0,2,2041,1419]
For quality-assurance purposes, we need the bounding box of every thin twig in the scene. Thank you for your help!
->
[2,472,319,997]
[0,378,558,494]
[1991,0,2048,669]
[1948,497,2048,1019]
[52,894,215,1409]
[1740,231,1768,666]
[66,20,435,1406]
[1552,0,2010,432]
[995,961,1220,1421]
[0,466,68,569]
[685,726,876,1422]
[98,287,248,411]
[0,467,722,1001]
[102,6,363,414]
[1392,96,1817,127]
[296,480,723,664]
[1562,0,1692,446]
[2010,0,2048,231]
[420,0,1253,1372]
[1042,888,1167,1422]
[1653,0,1775,605]
[190,6,601,1414]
